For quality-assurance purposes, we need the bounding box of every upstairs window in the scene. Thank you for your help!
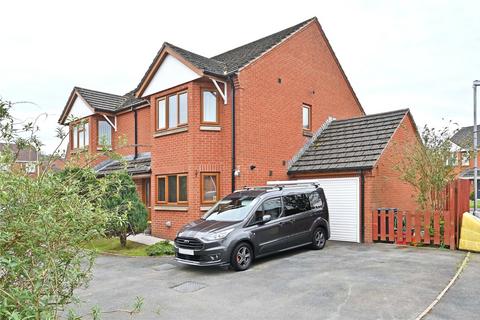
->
[156,91,188,130]
[201,90,218,124]
[461,152,470,166]
[302,105,311,130]
[71,121,89,150]
[98,120,112,146]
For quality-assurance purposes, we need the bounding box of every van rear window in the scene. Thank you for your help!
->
[282,194,311,216]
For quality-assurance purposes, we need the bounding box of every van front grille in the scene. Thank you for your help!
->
[175,237,204,250]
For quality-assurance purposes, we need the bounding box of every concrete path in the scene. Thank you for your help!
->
[66,242,474,320]
[127,233,164,245]
[425,252,480,319]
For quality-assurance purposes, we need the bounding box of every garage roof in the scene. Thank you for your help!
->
[288,109,409,173]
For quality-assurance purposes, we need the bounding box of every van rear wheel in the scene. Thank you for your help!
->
[311,227,326,250]
[230,242,253,271]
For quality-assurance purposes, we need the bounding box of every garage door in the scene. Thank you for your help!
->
[267,177,360,243]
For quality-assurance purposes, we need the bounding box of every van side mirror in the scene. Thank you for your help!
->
[261,215,271,223]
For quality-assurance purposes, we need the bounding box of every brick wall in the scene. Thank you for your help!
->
[234,21,364,189]
[363,113,420,242]
[148,22,365,239]
[65,106,151,166]
[148,79,233,239]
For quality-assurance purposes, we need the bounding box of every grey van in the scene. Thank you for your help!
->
[174,184,330,271]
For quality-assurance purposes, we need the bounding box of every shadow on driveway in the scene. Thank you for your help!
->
[67,241,472,320]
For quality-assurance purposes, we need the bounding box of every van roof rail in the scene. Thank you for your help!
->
[237,183,319,193]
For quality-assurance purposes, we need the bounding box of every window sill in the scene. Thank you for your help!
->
[96,147,112,151]
[200,206,212,211]
[200,125,221,132]
[154,126,188,137]
[70,148,88,154]
[154,205,188,211]
[302,130,313,137]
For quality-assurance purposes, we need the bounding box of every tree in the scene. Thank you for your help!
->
[0,98,126,318]
[103,171,148,247]
[396,123,459,211]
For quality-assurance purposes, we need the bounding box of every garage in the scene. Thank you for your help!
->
[268,178,360,243]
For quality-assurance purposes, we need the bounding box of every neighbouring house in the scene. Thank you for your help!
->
[58,88,152,211]
[451,126,480,196]
[58,17,420,242]
[0,143,39,175]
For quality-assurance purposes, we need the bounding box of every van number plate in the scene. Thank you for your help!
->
[179,248,194,255]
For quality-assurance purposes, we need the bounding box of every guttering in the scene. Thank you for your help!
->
[133,106,138,159]
[359,169,365,243]
[229,75,236,192]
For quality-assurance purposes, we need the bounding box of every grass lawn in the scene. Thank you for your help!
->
[470,200,480,209]
[84,237,148,256]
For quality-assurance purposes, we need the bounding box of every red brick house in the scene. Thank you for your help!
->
[58,17,420,242]
[451,126,480,197]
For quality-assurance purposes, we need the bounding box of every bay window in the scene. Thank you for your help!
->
[157,174,188,204]
[71,121,89,150]
[201,90,218,124]
[98,120,112,146]
[156,91,188,130]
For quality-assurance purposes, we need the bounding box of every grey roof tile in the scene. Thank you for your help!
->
[135,18,315,94]
[451,126,476,149]
[95,153,151,176]
[288,109,409,173]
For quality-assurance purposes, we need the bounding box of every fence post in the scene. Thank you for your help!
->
[449,183,456,250]
[372,210,378,242]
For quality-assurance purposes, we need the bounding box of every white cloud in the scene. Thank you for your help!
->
[1,0,479,153]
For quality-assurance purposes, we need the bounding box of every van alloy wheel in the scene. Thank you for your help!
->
[231,243,253,271]
[311,228,326,250]
[236,246,251,267]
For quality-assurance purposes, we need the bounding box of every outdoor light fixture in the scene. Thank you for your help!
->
[473,80,480,217]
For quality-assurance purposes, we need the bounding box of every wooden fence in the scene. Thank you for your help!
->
[372,209,455,248]
[372,179,470,250]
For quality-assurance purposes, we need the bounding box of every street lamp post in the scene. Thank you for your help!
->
[473,80,480,217]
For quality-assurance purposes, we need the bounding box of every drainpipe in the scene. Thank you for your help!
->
[360,169,365,243]
[229,75,236,192]
[133,107,138,159]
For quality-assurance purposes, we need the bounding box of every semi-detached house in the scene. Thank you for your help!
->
[58,17,420,243]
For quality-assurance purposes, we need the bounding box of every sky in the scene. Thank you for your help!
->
[1,0,479,154]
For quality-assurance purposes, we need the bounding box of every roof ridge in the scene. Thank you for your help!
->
[211,17,315,60]
[75,86,127,99]
[331,109,409,124]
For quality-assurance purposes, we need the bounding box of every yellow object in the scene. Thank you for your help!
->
[459,212,480,252]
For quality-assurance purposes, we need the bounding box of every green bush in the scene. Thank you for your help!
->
[0,98,143,318]
[103,171,148,247]
[0,166,112,319]
[470,191,475,201]
[146,241,175,256]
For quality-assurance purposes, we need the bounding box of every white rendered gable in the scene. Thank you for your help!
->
[66,95,94,123]
[142,54,200,97]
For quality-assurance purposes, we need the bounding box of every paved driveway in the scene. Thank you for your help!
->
[67,242,478,320]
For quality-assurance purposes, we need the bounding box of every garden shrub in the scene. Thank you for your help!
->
[146,241,175,256]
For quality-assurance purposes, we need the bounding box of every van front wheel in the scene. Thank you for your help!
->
[230,242,253,271]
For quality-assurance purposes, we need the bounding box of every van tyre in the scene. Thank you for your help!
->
[311,227,326,250]
[231,242,253,271]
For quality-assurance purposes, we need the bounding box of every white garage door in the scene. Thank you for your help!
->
[267,177,360,243]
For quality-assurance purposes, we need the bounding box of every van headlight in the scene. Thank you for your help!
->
[202,228,234,241]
